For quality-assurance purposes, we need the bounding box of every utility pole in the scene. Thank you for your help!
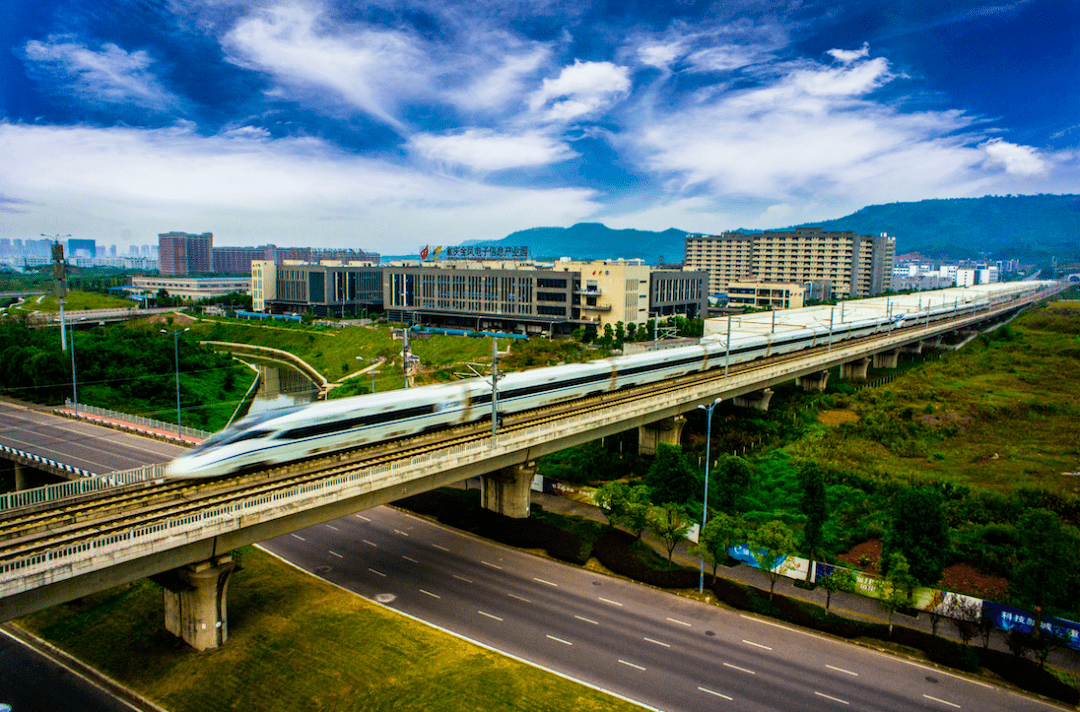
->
[45,235,70,350]
[491,338,501,446]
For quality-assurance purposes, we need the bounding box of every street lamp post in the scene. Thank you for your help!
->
[697,397,722,593]
[162,328,190,435]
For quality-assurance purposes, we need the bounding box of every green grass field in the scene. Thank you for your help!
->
[4,290,135,313]
[17,547,644,712]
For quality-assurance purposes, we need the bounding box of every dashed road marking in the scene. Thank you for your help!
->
[291,534,305,541]
[355,514,370,521]
[362,539,378,547]
[814,691,849,705]
[329,550,343,558]
[326,524,339,531]
[533,577,558,587]
[368,568,386,577]
[698,687,733,700]
[574,615,599,625]
[453,574,472,583]
[394,529,409,536]
[508,593,531,603]
[723,663,755,675]
[402,555,418,563]
[667,617,691,627]
[419,589,440,599]
[481,561,502,569]
[618,660,646,671]
[433,544,450,552]
[478,610,503,622]
[742,639,772,650]
[599,597,623,607]
[546,634,572,646]
[923,695,960,709]
[644,637,670,648]
[826,664,858,676]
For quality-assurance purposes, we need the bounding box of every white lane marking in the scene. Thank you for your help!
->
[742,639,772,651]
[814,691,849,705]
[368,568,386,577]
[508,593,532,603]
[698,687,733,701]
[618,660,646,671]
[481,561,502,569]
[328,550,343,558]
[433,544,450,552]
[326,524,339,531]
[923,695,961,709]
[546,634,573,646]
[403,513,423,521]
[419,589,440,599]
[533,577,558,587]
[667,617,691,627]
[402,555,418,563]
[575,615,599,625]
[362,539,378,547]
[291,534,305,541]
[723,663,756,675]
[826,664,858,677]
[477,610,503,622]
[394,529,409,537]
[452,574,472,583]
[644,637,670,648]
[599,597,623,607]
[355,514,370,521]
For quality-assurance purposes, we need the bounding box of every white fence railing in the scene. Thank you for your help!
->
[63,400,211,441]
[0,288,1056,594]
[0,463,168,512]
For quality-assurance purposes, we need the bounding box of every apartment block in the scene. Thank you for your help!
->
[159,232,213,276]
[684,228,895,299]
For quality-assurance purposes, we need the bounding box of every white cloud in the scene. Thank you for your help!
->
[981,138,1046,176]
[408,129,576,170]
[0,122,600,250]
[827,43,870,64]
[446,43,551,113]
[638,42,682,70]
[22,37,179,111]
[529,60,631,121]
[222,5,428,129]
[685,44,762,73]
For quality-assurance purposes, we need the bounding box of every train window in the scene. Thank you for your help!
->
[279,404,438,440]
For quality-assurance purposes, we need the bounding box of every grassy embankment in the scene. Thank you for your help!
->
[16,546,643,712]
[4,290,135,313]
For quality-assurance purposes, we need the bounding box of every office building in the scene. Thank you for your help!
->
[726,280,805,310]
[159,232,213,276]
[131,275,249,300]
[685,228,895,299]
[255,261,384,316]
[552,260,651,328]
[649,268,708,319]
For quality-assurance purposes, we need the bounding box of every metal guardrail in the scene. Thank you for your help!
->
[0,443,94,484]
[64,400,211,441]
[0,463,168,512]
[0,287,1056,593]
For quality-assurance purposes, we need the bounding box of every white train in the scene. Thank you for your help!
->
[164,288,1029,479]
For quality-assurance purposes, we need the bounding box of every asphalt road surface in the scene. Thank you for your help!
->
[264,506,1057,712]
[0,401,187,475]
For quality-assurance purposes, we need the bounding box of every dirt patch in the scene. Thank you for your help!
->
[837,539,882,574]
[939,563,1009,600]
[916,411,969,430]
[818,409,859,426]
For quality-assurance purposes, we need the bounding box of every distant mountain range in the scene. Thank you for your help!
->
[397,194,1080,262]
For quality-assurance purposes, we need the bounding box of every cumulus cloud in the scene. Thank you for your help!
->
[22,37,179,111]
[0,122,600,249]
[529,60,631,121]
[638,42,683,70]
[981,138,1046,176]
[408,129,576,170]
[827,43,870,64]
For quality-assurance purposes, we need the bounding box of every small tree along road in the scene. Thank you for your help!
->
[749,520,798,600]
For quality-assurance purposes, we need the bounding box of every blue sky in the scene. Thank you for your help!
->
[1,0,1077,253]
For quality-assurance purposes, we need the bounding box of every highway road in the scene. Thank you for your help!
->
[0,401,187,476]
[263,507,1054,712]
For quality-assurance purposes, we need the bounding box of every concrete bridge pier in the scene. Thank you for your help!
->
[873,349,900,368]
[900,340,923,356]
[840,358,871,380]
[13,461,26,491]
[481,461,537,519]
[158,554,236,651]
[637,415,687,455]
[795,371,830,392]
[733,389,774,411]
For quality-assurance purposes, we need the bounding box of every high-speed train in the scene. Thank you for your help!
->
[164,286,1032,479]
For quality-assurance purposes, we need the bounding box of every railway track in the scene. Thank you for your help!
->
[0,302,1027,565]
